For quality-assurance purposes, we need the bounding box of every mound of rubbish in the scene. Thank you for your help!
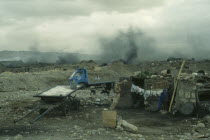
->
[0,70,74,92]
[110,60,127,65]
[108,61,140,78]
[79,60,98,68]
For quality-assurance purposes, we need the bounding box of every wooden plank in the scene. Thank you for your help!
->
[37,85,73,97]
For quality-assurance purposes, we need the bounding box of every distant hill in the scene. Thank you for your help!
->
[0,51,98,64]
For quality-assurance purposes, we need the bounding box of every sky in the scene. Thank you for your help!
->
[0,0,209,59]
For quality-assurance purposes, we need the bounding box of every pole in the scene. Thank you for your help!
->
[169,60,186,112]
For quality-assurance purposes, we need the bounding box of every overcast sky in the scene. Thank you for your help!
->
[0,0,209,58]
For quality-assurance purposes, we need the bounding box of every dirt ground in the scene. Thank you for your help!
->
[1,61,210,140]
[0,89,210,140]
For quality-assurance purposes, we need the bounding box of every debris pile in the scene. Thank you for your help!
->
[2,59,210,140]
[79,60,98,68]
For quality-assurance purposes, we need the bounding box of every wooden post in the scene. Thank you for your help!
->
[169,60,186,112]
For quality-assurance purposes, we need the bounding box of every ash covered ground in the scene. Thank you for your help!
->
[0,60,210,140]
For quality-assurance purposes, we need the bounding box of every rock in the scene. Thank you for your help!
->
[85,113,89,119]
[116,116,138,133]
[14,134,23,140]
[161,70,168,75]
[95,98,101,105]
[193,131,200,137]
[137,134,143,138]
[196,123,205,128]
[89,130,99,135]
[169,135,174,139]
[121,120,138,133]
[116,125,124,131]
[97,128,106,132]
[185,133,191,136]
[184,76,192,80]
[56,129,60,132]
[204,115,210,123]
[179,133,192,140]
[130,133,143,138]
[151,75,158,78]
[133,71,142,77]
[184,133,192,138]
[159,110,167,115]
[73,125,80,131]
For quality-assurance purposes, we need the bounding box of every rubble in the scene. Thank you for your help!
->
[2,59,210,139]
[14,134,23,140]
[204,115,210,123]
[196,123,206,128]
[160,69,170,76]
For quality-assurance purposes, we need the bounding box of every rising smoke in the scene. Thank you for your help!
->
[99,28,165,64]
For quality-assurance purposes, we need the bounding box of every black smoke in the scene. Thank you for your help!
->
[56,53,79,64]
[99,27,165,63]
[124,30,138,63]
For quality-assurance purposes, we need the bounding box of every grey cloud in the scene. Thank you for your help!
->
[0,0,166,19]
[0,0,93,18]
[151,0,210,59]
[91,0,166,12]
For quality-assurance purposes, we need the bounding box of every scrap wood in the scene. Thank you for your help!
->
[196,135,209,139]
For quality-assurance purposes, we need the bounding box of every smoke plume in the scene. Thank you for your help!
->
[99,28,165,63]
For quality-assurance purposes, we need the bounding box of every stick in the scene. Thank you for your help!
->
[30,107,54,124]
[169,60,186,112]
[14,105,40,123]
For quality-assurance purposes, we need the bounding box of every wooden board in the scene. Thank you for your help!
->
[36,85,74,97]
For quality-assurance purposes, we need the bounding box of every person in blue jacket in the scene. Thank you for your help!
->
[157,89,168,111]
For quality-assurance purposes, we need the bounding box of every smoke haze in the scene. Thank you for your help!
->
[0,0,209,62]
[99,28,164,63]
